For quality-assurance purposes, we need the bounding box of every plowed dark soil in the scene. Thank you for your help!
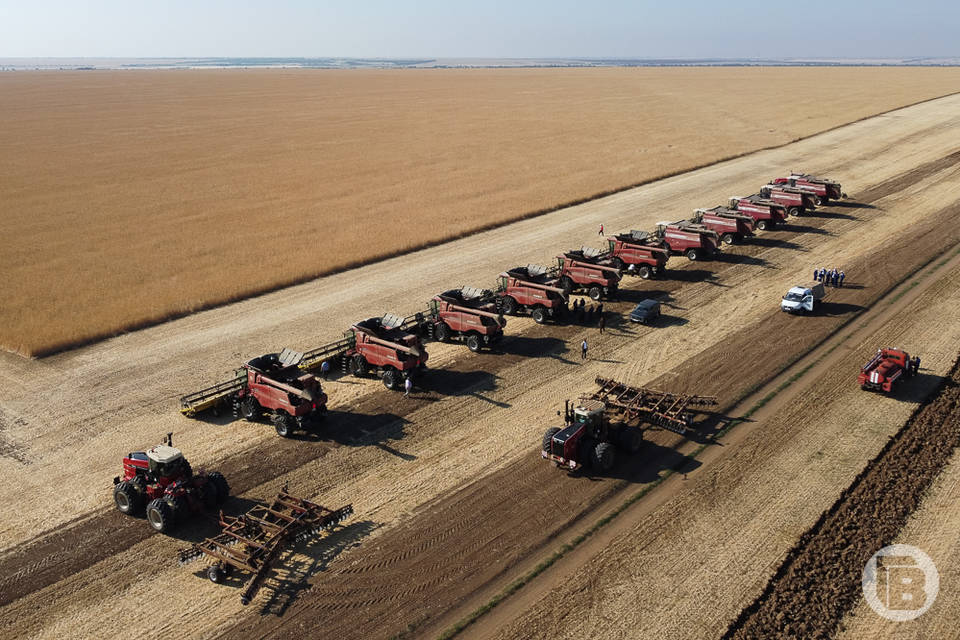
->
[724,354,960,640]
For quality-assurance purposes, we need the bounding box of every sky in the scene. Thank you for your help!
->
[0,0,957,59]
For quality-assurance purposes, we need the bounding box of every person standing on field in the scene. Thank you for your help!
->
[839,271,845,288]
[404,377,413,397]
[598,313,605,334]
[581,339,588,361]
[320,360,331,381]
[598,223,604,236]
[813,267,819,281]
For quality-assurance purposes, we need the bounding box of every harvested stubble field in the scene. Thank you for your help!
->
[1,93,960,640]
[4,67,960,356]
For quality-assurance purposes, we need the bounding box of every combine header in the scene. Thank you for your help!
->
[541,377,717,472]
[180,349,328,437]
[426,287,505,352]
[178,486,353,605]
[300,313,429,391]
[496,265,569,323]
[607,231,670,278]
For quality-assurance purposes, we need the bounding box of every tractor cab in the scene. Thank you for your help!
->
[147,444,189,479]
[572,400,605,429]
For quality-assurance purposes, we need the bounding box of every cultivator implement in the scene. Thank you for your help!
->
[179,372,245,416]
[178,487,353,605]
[590,377,717,436]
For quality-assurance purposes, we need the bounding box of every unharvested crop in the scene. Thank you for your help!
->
[2,67,960,355]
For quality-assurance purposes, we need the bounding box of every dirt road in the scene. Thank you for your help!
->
[1,93,959,639]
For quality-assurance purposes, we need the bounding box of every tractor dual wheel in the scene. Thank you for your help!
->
[466,334,482,353]
[146,498,175,534]
[113,481,144,515]
[591,442,616,472]
[542,427,561,453]
[207,471,230,505]
[618,428,643,454]
[271,412,296,438]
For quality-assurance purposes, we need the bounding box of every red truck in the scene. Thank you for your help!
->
[180,348,328,437]
[858,348,918,393]
[607,232,670,278]
[691,209,754,245]
[772,173,844,205]
[727,196,788,230]
[496,266,569,323]
[428,288,505,352]
[759,184,817,216]
[652,220,720,260]
[557,250,622,300]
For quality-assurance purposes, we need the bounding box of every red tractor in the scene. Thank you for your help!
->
[651,220,720,260]
[427,288,506,352]
[556,250,622,300]
[691,209,754,245]
[858,348,919,393]
[772,173,844,204]
[607,232,670,278]
[727,196,788,230]
[759,183,817,216]
[496,266,569,323]
[113,433,230,534]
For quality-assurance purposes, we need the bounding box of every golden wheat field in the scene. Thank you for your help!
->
[2,66,960,355]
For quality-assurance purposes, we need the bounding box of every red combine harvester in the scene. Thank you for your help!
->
[727,196,788,230]
[759,183,818,216]
[496,265,569,323]
[301,314,429,391]
[541,378,717,472]
[113,433,230,534]
[426,287,506,352]
[772,173,845,205]
[691,209,755,245]
[651,220,720,260]
[606,231,670,278]
[556,250,622,300]
[858,348,918,393]
[180,348,328,437]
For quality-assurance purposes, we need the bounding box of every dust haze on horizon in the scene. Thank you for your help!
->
[1,0,958,60]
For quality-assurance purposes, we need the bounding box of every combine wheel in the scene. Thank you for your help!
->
[501,296,519,316]
[382,368,400,391]
[351,354,369,377]
[435,323,452,343]
[113,481,144,515]
[542,427,561,453]
[788,206,801,217]
[610,257,625,271]
[721,233,735,245]
[466,334,482,353]
[756,219,769,231]
[637,265,652,279]
[207,565,226,584]
[591,442,616,472]
[686,248,700,261]
[146,498,175,533]
[812,195,822,206]
[208,471,230,505]
[559,276,575,296]
[531,306,548,324]
[240,396,260,421]
[272,412,295,437]
[588,285,602,301]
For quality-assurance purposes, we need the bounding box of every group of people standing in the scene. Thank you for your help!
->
[571,298,604,332]
[814,267,845,288]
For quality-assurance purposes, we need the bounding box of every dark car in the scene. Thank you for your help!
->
[629,299,660,324]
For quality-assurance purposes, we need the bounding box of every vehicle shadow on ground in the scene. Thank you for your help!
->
[257,519,381,617]
[749,237,805,251]
[666,268,727,286]
[576,440,703,484]
[421,368,510,407]
[499,335,579,366]
[805,210,858,220]
[881,371,945,404]
[718,252,772,268]
[832,200,875,210]
[784,223,834,235]
[813,301,867,317]
[616,288,670,303]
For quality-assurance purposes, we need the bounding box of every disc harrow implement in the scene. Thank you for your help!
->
[178,486,353,605]
[591,377,717,435]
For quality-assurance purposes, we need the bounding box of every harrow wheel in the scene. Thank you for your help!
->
[207,565,225,584]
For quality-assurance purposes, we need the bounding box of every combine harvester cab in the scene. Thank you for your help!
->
[112,433,230,534]
[652,220,720,261]
[542,377,717,472]
[607,230,670,278]
[728,196,788,230]
[858,348,916,393]
[691,209,755,245]
[427,287,506,352]
[556,249,622,300]
[496,265,569,323]
[773,172,845,204]
[759,183,817,216]
[179,348,328,438]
